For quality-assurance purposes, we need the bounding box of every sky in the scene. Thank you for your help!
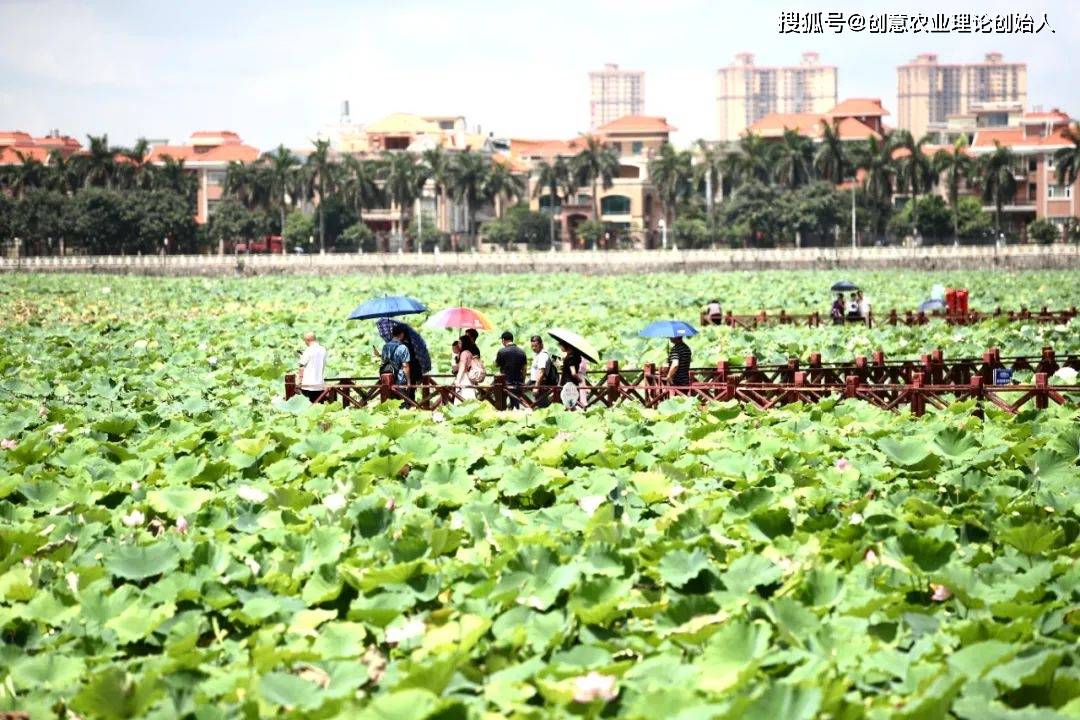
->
[0,0,1076,150]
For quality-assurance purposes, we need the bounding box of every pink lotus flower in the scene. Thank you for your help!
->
[835,458,852,471]
[572,672,618,703]
[863,549,879,566]
[1,439,16,450]
[385,498,396,512]
[175,516,189,534]
[930,583,952,602]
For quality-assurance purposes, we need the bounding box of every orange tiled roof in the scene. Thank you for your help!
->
[148,143,259,164]
[190,130,243,142]
[973,126,1076,151]
[835,116,881,140]
[510,138,584,159]
[829,98,890,117]
[745,113,827,138]
[493,153,529,173]
[597,115,677,134]
[1022,109,1069,124]
[0,131,36,147]
[0,146,51,165]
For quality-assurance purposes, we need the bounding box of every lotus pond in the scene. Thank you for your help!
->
[1,270,1080,719]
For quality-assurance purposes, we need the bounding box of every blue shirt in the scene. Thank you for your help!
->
[381,340,411,385]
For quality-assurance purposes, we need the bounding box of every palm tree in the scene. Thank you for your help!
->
[648,142,693,231]
[693,139,726,212]
[341,155,383,223]
[262,145,300,235]
[814,120,850,184]
[421,145,452,232]
[728,134,774,187]
[82,134,116,189]
[531,159,563,210]
[573,136,619,222]
[772,129,814,189]
[448,150,490,250]
[45,150,82,195]
[978,141,1018,238]
[305,139,336,253]
[556,156,579,206]
[383,151,427,251]
[1054,122,1080,187]
[894,130,938,240]
[484,161,525,218]
[933,138,975,244]
[153,156,196,204]
[851,133,898,241]
[223,161,265,210]
[8,151,47,198]
[119,138,152,190]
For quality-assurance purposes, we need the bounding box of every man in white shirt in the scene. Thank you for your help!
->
[529,335,552,408]
[857,291,872,327]
[297,332,328,402]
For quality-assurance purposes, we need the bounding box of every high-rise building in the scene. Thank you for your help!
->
[715,52,838,142]
[589,63,644,131]
[897,53,1027,140]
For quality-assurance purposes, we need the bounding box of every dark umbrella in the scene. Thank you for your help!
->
[347,295,426,320]
[830,280,859,292]
[376,318,432,373]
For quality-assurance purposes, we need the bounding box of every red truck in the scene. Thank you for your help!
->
[234,235,284,254]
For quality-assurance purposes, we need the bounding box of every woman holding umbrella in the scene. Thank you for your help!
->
[455,334,484,401]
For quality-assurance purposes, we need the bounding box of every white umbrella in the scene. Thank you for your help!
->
[548,327,600,363]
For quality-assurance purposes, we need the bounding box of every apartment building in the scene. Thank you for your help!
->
[589,64,645,131]
[148,131,260,223]
[898,53,1027,140]
[715,52,838,142]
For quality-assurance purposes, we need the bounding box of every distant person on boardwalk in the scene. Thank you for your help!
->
[450,339,462,375]
[379,325,412,402]
[831,294,845,325]
[705,299,723,325]
[455,334,484,401]
[495,331,527,409]
[666,335,692,393]
[529,335,554,408]
[846,293,860,320]
[297,331,328,402]
[557,340,583,387]
[857,291,872,327]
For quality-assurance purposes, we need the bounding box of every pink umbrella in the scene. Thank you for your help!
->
[424,306,494,331]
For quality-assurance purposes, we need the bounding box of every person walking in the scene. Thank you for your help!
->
[379,325,412,404]
[529,335,553,408]
[495,331,527,409]
[665,335,692,394]
[705,299,723,325]
[297,331,328,402]
[455,334,484,401]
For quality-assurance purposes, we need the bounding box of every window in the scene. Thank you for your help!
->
[576,193,592,205]
[1048,184,1072,199]
[1047,155,1057,171]
[1028,158,1037,172]
[611,142,622,154]
[601,195,631,215]
[538,194,561,210]
[631,141,643,154]
[206,170,227,186]
[1028,182,1036,199]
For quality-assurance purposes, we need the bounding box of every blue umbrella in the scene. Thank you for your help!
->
[919,298,946,313]
[830,280,859,292]
[639,320,698,338]
[347,295,426,320]
[375,318,432,374]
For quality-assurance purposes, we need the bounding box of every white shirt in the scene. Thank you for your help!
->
[707,302,722,316]
[299,343,328,390]
[530,349,550,383]
[859,297,871,316]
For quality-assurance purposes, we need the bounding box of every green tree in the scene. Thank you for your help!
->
[263,145,300,236]
[407,211,447,252]
[482,217,516,250]
[772,129,814,189]
[934,139,975,244]
[504,204,553,249]
[129,190,198,253]
[209,199,268,254]
[955,195,993,240]
[693,139,726,213]
[718,181,783,248]
[671,217,710,249]
[1027,218,1060,245]
[814,120,850,184]
[779,182,845,247]
[484,162,525,219]
[575,218,605,249]
[887,194,953,243]
[649,142,693,229]
[850,133,898,241]
[726,134,774,188]
[421,145,452,232]
[71,188,130,254]
[81,134,117,189]
[384,151,428,251]
[448,150,488,250]
[305,139,337,253]
[339,222,377,253]
[11,189,73,255]
[573,136,619,224]
[282,210,316,250]
[894,130,937,238]
[977,141,1018,236]
[1053,122,1080,187]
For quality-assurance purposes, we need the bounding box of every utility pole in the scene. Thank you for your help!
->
[850,178,857,249]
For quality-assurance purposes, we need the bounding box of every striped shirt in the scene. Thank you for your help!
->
[667,341,692,387]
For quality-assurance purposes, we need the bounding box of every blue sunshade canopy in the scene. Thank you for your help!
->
[347,296,427,320]
[639,320,698,338]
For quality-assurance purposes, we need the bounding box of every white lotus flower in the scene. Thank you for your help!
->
[237,485,268,503]
[208,356,218,366]
[556,431,574,442]
[572,672,618,703]
[38,406,48,417]
[121,509,145,527]
[49,423,66,436]
[131,481,141,492]
[667,484,687,500]
[66,571,79,594]
[850,512,864,526]
[101,286,111,294]
[578,495,605,516]
[244,557,261,576]
[1053,366,1077,383]
[133,339,148,350]
[198,342,208,351]
[385,616,425,645]
[323,493,347,511]
[517,595,546,610]
[431,411,445,423]
[175,516,189,534]
[1,439,15,450]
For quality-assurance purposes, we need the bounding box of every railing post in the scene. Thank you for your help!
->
[379,373,394,403]
[339,378,354,408]
[715,360,729,383]
[1034,373,1050,409]
[844,375,859,399]
[493,374,507,411]
[970,376,985,419]
[285,373,297,400]
[605,360,620,405]
[911,372,926,417]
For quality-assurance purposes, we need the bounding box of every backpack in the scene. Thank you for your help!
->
[467,355,486,384]
[542,354,561,386]
[380,341,403,379]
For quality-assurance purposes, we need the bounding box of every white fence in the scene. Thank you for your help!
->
[2,243,1078,273]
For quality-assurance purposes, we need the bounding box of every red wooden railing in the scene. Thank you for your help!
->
[700,306,1079,329]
